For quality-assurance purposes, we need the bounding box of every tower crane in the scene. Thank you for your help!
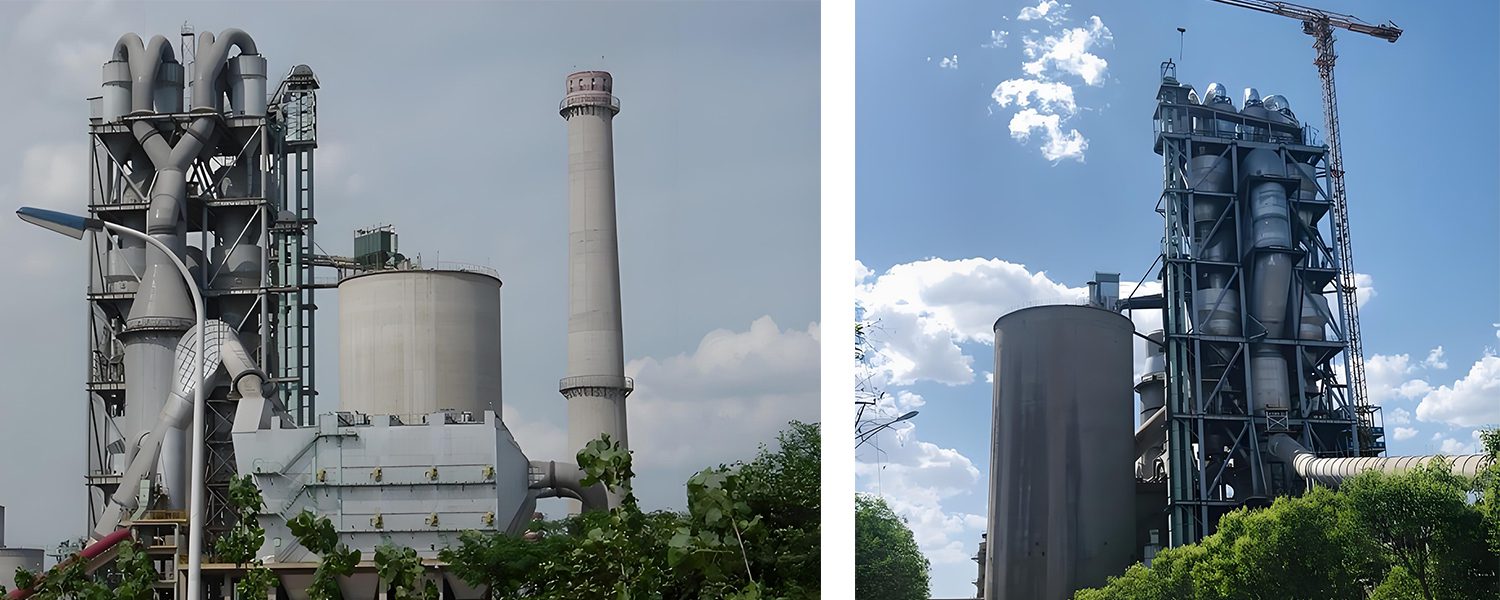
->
[1208,1,1401,440]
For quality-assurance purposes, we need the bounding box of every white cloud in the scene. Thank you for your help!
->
[855,258,1084,386]
[857,422,984,565]
[992,79,1077,114]
[1008,108,1088,162]
[1017,1,1066,24]
[987,6,1111,162]
[1020,16,1113,86]
[939,54,959,70]
[622,317,821,510]
[1354,272,1376,309]
[983,30,1010,49]
[1365,353,1428,406]
[1387,407,1412,426]
[1415,354,1500,428]
[1392,427,1418,441]
[1439,437,1477,455]
[1423,346,1448,370]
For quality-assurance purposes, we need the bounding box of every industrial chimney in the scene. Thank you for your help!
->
[558,70,631,506]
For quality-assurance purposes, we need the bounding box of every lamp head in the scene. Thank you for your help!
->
[16,207,103,240]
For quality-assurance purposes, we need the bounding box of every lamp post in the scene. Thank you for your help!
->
[16,206,207,598]
[856,410,918,447]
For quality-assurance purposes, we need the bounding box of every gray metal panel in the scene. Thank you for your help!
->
[986,305,1136,600]
[338,270,503,420]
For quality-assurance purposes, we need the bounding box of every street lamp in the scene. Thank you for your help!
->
[16,206,207,597]
[856,410,918,447]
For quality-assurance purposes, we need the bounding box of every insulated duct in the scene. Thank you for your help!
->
[1267,434,1493,487]
[1242,148,1295,415]
[95,321,275,539]
[528,461,609,513]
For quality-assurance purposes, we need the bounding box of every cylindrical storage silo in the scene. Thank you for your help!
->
[339,270,502,420]
[986,305,1136,600]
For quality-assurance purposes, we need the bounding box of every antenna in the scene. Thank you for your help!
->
[1176,27,1186,62]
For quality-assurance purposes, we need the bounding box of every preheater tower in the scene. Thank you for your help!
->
[558,71,633,483]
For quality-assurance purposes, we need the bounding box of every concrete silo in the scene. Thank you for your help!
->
[985,304,1137,600]
[338,269,504,420]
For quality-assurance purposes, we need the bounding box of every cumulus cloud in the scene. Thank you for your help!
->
[855,258,1084,386]
[1008,109,1088,162]
[939,54,959,70]
[992,79,1077,114]
[1354,272,1376,309]
[1365,353,1428,406]
[1423,346,1448,370]
[985,3,1111,162]
[1415,353,1500,428]
[623,317,821,510]
[1020,16,1113,86]
[983,30,1010,49]
[1392,427,1418,441]
[1387,407,1412,426]
[1439,437,1477,455]
[856,415,984,565]
[1017,1,1066,24]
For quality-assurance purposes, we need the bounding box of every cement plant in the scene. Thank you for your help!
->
[977,3,1494,599]
[6,26,642,599]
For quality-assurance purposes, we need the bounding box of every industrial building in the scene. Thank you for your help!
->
[978,59,1494,600]
[8,27,634,599]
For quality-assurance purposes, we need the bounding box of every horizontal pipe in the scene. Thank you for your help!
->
[528,461,608,512]
[1267,433,1493,487]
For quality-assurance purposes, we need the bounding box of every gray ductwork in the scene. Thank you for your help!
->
[1267,434,1493,488]
[528,461,609,513]
[96,321,286,538]
[98,29,260,530]
[110,34,180,116]
[191,29,260,113]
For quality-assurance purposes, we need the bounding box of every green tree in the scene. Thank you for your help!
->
[855,494,929,600]
[1342,459,1495,600]
[374,544,437,599]
[734,420,821,598]
[288,509,362,600]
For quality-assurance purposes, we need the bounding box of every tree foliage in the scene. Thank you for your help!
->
[441,422,820,599]
[375,544,437,599]
[215,474,278,599]
[855,494,929,600]
[1074,432,1500,600]
[288,509,362,600]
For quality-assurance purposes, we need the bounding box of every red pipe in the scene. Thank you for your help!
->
[6,529,132,599]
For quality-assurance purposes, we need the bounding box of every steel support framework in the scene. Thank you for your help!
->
[83,76,321,553]
[1151,64,1379,547]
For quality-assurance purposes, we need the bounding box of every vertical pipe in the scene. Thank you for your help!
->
[557,72,631,508]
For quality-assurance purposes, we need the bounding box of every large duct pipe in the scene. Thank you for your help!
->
[528,461,609,513]
[1136,331,1167,479]
[110,34,179,116]
[558,71,631,509]
[1267,434,1493,488]
[191,29,260,113]
[95,321,272,538]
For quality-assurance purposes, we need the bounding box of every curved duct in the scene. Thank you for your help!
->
[109,34,181,116]
[191,29,261,114]
[1267,434,1493,487]
[95,322,275,539]
[528,461,609,513]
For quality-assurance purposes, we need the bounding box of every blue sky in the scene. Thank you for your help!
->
[855,1,1499,596]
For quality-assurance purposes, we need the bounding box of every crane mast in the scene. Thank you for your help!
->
[1208,0,1401,440]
